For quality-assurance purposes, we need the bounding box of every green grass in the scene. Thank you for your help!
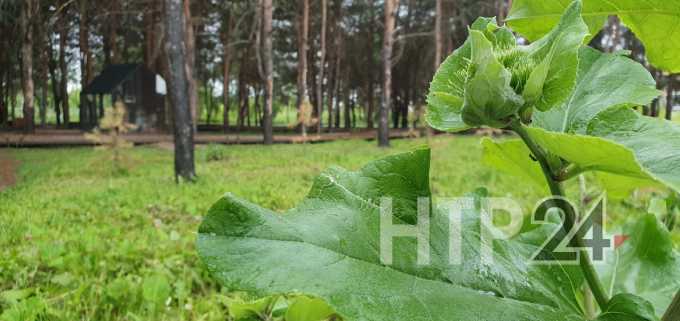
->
[0,135,661,320]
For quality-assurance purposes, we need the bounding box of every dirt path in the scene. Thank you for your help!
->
[0,149,18,192]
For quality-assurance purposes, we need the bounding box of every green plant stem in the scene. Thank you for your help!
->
[509,120,610,312]
[662,290,680,321]
[556,163,584,182]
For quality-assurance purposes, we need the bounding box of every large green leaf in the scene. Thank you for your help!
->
[522,1,588,112]
[483,47,677,197]
[198,150,587,321]
[481,138,544,187]
[506,0,680,72]
[533,47,659,134]
[527,111,680,194]
[596,293,658,321]
[599,214,680,316]
[285,297,337,321]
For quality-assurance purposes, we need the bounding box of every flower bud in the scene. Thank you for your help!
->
[427,0,588,131]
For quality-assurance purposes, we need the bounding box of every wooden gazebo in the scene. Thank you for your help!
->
[80,64,167,131]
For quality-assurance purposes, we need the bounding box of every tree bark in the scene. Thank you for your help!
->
[434,0,443,71]
[315,0,327,134]
[651,69,662,117]
[21,0,35,133]
[343,65,351,129]
[222,11,233,132]
[331,0,343,131]
[0,35,7,126]
[183,0,198,131]
[164,0,196,182]
[48,54,60,126]
[379,0,399,147]
[261,0,274,144]
[667,76,676,121]
[143,0,155,68]
[366,0,376,129]
[297,0,310,136]
[79,0,93,128]
[106,0,121,65]
[79,0,93,87]
[58,0,70,127]
[36,4,48,127]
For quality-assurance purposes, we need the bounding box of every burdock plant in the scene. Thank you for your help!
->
[427,1,587,131]
[198,0,680,320]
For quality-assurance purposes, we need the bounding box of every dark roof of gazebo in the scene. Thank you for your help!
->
[81,64,140,95]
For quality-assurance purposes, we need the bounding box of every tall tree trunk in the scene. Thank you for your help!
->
[39,69,48,127]
[164,0,196,182]
[222,12,233,132]
[143,0,154,67]
[106,0,121,65]
[144,0,164,72]
[366,0,375,129]
[651,69,663,117]
[330,0,344,131]
[297,0,309,136]
[343,74,351,129]
[316,0,327,134]
[379,0,398,147]
[79,0,93,128]
[59,1,69,127]
[261,0,274,144]
[79,0,93,87]
[254,87,261,126]
[0,46,6,126]
[21,0,35,133]
[326,55,336,132]
[237,48,248,133]
[667,76,676,121]
[48,54,61,126]
[351,92,356,128]
[35,3,48,127]
[333,72,341,128]
[183,0,198,131]
[204,70,212,124]
[297,0,310,136]
[10,85,17,123]
[434,0,443,70]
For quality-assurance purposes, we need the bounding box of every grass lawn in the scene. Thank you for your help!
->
[0,135,658,320]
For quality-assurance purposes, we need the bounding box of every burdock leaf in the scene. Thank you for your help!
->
[507,0,680,73]
[599,214,680,317]
[596,293,659,321]
[533,47,659,134]
[483,48,670,197]
[522,0,589,111]
[198,150,587,321]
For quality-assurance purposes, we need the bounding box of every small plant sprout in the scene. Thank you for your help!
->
[85,102,137,174]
